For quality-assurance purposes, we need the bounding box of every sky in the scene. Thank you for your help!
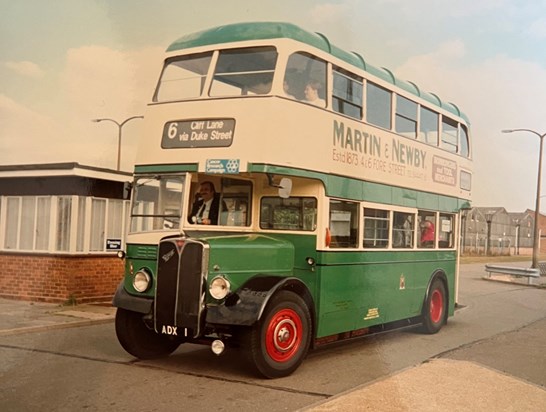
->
[2,0,546,212]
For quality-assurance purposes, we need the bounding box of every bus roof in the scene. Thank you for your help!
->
[167,22,469,124]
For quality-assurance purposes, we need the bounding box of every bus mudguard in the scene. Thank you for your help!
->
[205,275,315,327]
[112,282,153,314]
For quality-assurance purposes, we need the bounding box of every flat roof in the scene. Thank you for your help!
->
[0,162,132,183]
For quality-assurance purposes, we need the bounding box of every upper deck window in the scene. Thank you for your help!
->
[155,52,212,102]
[366,82,392,130]
[460,124,470,157]
[395,95,418,139]
[333,68,363,119]
[441,116,458,153]
[210,47,277,96]
[284,52,327,107]
[419,107,439,145]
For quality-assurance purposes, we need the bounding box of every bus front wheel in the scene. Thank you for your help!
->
[244,290,311,378]
[421,278,447,334]
[115,308,180,359]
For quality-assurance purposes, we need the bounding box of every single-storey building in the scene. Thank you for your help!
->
[0,163,132,303]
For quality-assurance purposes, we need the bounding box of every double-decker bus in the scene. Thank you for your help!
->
[113,22,472,378]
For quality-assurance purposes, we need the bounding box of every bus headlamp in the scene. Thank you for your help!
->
[133,269,152,293]
[209,276,231,300]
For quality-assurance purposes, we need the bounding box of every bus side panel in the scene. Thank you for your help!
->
[316,251,384,337]
[315,251,456,338]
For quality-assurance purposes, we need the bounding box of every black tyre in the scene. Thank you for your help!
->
[244,291,312,378]
[421,278,447,334]
[115,308,180,359]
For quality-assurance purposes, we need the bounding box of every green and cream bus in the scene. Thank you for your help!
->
[113,22,472,378]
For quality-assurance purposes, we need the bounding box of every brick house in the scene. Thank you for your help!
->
[0,163,132,303]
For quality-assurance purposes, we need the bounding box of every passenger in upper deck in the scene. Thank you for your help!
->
[189,181,225,225]
[303,80,325,107]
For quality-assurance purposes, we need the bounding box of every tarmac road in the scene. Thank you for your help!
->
[0,262,545,411]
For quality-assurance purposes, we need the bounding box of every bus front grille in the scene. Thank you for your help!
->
[154,238,206,338]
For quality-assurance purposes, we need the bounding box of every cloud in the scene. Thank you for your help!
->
[309,2,351,25]
[1,45,164,170]
[395,42,546,211]
[526,17,546,39]
[0,94,60,162]
[3,60,45,78]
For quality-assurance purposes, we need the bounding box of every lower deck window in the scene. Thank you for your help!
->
[329,200,359,248]
[418,211,436,248]
[363,208,389,248]
[392,211,415,248]
[260,197,317,231]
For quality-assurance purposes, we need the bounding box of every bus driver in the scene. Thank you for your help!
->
[189,181,224,225]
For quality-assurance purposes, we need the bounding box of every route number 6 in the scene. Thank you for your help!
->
[167,123,178,139]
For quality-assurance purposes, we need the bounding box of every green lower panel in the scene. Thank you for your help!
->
[315,250,456,337]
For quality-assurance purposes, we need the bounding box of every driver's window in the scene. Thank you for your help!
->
[188,176,252,227]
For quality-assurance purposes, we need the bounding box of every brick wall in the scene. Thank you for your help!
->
[0,253,124,304]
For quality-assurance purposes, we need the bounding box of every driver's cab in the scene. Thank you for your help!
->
[187,176,252,227]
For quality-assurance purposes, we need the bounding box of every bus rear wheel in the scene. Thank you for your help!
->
[421,278,447,334]
[244,291,311,378]
[115,308,180,359]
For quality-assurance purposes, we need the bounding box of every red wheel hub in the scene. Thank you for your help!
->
[429,289,444,323]
[265,308,303,362]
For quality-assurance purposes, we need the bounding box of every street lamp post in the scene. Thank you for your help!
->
[92,116,144,171]
[514,218,520,256]
[502,128,546,268]
[485,211,494,256]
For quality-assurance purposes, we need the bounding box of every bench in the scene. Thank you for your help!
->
[484,264,540,285]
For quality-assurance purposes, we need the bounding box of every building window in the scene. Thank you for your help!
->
[76,197,87,252]
[56,197,72,252]
[90,199,106,251]
[35,197,51,251]
[108,199,124,240]
[1,195,129,254]
[20,197,36,250]
[5,197,20,249]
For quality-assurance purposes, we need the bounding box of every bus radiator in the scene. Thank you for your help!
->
[154,238,206,338]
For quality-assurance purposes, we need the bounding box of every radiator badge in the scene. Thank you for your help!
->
[161,325,178,336]
[162,248,175,263]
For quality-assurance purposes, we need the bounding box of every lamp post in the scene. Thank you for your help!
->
[92,116,144,171]
[514,218,520,256]
[502,129,545,268]
[485,211,494,256]
[460,207,471,256]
